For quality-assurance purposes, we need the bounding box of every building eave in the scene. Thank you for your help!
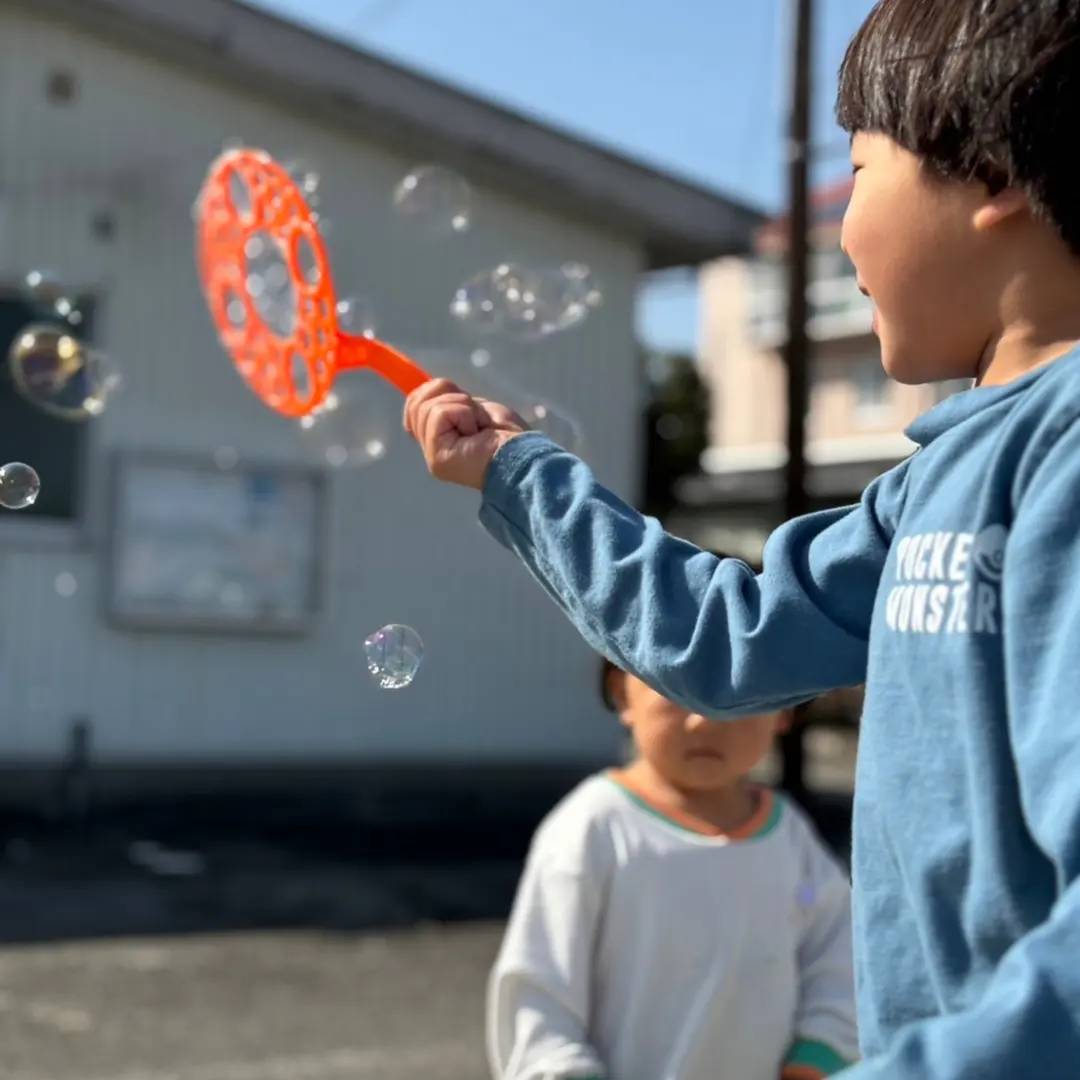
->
[16,0,765,268]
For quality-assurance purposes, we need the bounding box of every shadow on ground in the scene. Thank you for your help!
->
[0,787,852,945]
[0,793,539,944]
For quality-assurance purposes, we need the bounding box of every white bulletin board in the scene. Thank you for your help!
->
[107,451,324,634]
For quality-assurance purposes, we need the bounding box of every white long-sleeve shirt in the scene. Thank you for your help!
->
[487,773,857,1080]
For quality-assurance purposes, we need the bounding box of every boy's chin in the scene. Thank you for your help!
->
[880,344,937,386]
[880,330,977,386]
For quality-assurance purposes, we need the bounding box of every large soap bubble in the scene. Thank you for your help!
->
[298,390,391,469]
[393,165,471,234]
[450,262,602,342]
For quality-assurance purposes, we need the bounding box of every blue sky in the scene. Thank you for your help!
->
[247,0,875,351]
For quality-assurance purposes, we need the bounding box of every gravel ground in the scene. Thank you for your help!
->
[1,923,504,1080]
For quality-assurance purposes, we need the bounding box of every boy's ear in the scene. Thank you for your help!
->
[973,186,1029,233]
[605,666,629,713]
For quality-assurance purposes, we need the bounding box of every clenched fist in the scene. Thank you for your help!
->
[403,378,528,490]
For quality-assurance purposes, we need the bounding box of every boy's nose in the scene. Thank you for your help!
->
[684,713,709,732]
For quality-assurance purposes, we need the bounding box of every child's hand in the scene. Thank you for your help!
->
[404,378,528,490]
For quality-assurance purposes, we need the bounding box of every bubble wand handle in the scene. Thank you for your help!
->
[337,334,431,395]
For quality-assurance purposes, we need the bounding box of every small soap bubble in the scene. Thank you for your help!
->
[23,269,64,301]
[221,582,248,610]
[8,325,122,421]
[299,172,320,197]
[393,165,471,234]
[364,624,424,691]
[796,882,817,908]
[298,389,390,470]
[0,462,40,510]
[213,446,240,471]
[54,571,78,598]
[450,262,603,342]
[284,161,321,211]
[336,297,377,339]
[560,262,604,310]
[522,400,585,452]
[655,413,686,441]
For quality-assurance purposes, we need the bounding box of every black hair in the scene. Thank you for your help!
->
[836,0,1080,254]
[599,656,622,712]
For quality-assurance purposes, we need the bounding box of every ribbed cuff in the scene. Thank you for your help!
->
[781,1038,852,1078]
[480,431,558,512]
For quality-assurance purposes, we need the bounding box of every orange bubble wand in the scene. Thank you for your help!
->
[195,148,430,417]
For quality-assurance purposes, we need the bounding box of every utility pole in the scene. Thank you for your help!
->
[780,0,814,800]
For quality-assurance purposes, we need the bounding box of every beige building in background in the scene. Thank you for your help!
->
[677,178,966,562]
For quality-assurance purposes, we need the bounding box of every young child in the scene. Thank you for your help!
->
[488,661,856,1080]
[406,1,1080,1074]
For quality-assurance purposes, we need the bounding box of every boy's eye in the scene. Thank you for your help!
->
[851,164,864,176]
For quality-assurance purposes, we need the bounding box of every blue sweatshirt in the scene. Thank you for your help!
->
[478,346,1080,1078]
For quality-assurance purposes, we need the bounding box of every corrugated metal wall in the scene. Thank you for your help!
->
[0,7,644,766]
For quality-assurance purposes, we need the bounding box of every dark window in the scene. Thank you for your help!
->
[0,295,89,520]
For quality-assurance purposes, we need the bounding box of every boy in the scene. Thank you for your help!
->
[406,1,1080,1073]
[488,661,856,1080]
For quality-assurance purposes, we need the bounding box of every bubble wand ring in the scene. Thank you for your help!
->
[196,148,430,417]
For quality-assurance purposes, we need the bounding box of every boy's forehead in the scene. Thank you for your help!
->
[852,131,905,156]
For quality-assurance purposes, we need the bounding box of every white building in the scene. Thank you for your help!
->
[0,0,759,809]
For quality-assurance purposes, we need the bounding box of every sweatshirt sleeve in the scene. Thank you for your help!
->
[836,416,1080,1079]
[783,816,858,1079]
[487,807,609,1080]
[480,433,909,718]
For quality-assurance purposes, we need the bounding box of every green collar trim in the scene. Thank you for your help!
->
[605,775,784,842]
[785,1038,852,1075]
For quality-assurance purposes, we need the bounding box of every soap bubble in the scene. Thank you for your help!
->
[364,624,424,691]
[8,325,122,420]
[23,273,85,326]
[54,571,78,598]
[520,400,585,453]
[0,463,40,510]
[298,390,390,469]
[393,165,471,234]
[53,296,75,319]
[415,347,585,452]
[455,357,586,452]
[336,297,377,339]
[286,162,321,208]
[245,231,296,337]
[655,413,686,441]
[213,446,240,471]
[23,269,64,301]
[450,262,603,341]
